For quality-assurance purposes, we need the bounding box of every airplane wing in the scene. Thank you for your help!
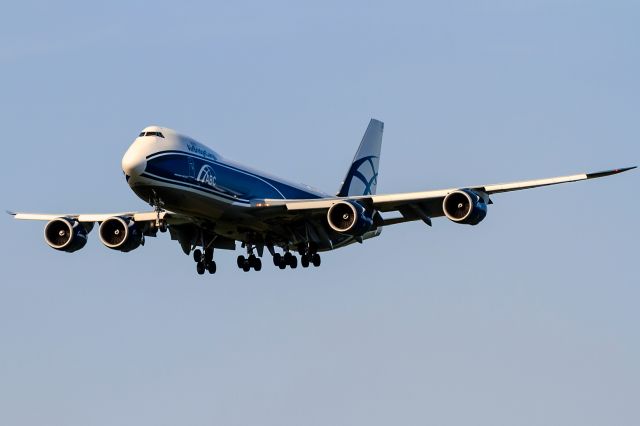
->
[10,211,172,223]
[260,166,636,225]
[7,209,214,254]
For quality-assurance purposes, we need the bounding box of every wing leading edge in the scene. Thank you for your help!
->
[10,211,170,223]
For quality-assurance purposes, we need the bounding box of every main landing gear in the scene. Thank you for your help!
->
[300,252,321,268]
[193,248,216,275]
[297,242,321,268]
[272,244,321,270]
[190,243,322,275]
[237,254,262,272]
[273,252,297,269]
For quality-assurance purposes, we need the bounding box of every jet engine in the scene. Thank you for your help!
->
[44,218,89,253]
[327,201,374,236]
[99,217,143,252]
[442,189,488,225]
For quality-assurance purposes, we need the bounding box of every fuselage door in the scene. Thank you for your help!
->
[188,157,195,179]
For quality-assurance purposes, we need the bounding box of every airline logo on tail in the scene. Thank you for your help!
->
[340,155,380,196]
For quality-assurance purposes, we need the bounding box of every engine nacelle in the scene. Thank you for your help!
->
[99,217,143,252]
[44,218,88,253]
[442,189,488,225]
[327,201,374,236]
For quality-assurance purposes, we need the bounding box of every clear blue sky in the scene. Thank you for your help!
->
[1,1,638,425]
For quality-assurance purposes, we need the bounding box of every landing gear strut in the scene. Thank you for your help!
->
[150,190,168,233]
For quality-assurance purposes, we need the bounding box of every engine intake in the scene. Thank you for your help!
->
[327,201,374,236]
[442,189,488,225]
[44,218,88,253]
[99,217,143,252]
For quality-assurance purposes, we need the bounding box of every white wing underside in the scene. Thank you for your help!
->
[10,211,172,223]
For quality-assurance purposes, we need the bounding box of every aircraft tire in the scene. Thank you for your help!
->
[312,254,321,267]
[254,258,262,271]
[193,249,202,263]
[237,255,245,268]
[301,255,310,268]
[273,253,282,266]
[196,261,206,275]
[207,261,217,274]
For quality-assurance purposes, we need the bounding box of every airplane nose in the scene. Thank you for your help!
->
[121,146,147,178]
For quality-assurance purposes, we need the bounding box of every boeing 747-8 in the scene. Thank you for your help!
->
[10,119,635,275]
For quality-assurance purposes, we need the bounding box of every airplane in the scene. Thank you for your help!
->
[9,119,635,275]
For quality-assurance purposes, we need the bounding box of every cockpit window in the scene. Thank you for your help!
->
[139,132,145,137]
[140,131,165,138]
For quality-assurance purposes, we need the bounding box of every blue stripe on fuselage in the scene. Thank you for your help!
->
[139,171,251,204]
[144,150,324,201]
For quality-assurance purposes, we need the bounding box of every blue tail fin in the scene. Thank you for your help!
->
[337,119,384,197]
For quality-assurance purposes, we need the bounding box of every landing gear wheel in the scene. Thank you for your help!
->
[301,255,310,268]
[207,261,217,274]
[196,261,205,275]
[273,253,282,267]
[193,249,202,263]
[312,253,321,267]
[237,255,245,269]
[289,255,298,269]
[205,248,214,263]
[247,255,262,271]
[242,261,251,272]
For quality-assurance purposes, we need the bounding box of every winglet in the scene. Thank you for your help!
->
[6,210,16,216]
[586,166,637,179]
